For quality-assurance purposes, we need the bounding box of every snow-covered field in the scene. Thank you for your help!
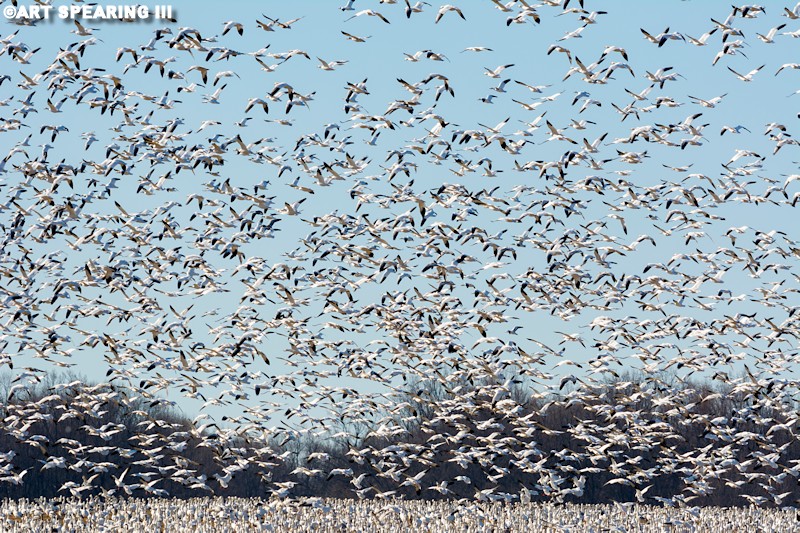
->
[0,498,797,532]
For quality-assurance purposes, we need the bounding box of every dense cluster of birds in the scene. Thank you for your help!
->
[1,0,800,504]
[1,497,798,532]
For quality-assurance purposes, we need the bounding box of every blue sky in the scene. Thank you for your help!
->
[1,0,800,431]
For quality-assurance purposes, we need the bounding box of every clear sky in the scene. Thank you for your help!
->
[1,0,799,435]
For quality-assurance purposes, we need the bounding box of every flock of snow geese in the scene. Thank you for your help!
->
[1,0,800,506]
[1,497,799,532]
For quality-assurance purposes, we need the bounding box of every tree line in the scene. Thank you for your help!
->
[0,370,796,506]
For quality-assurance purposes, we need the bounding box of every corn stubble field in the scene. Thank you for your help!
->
[0,498,797,532]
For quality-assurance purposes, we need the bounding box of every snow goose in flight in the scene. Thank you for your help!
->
[484,63,514,78]
[435,5,465,24]
[405,1,430,18]
[221,21,244,36]
[727,64,764,82]
[756,24,785,43]
[685,28,718,46]
[345,10,391,23]
[775,63,800,75]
